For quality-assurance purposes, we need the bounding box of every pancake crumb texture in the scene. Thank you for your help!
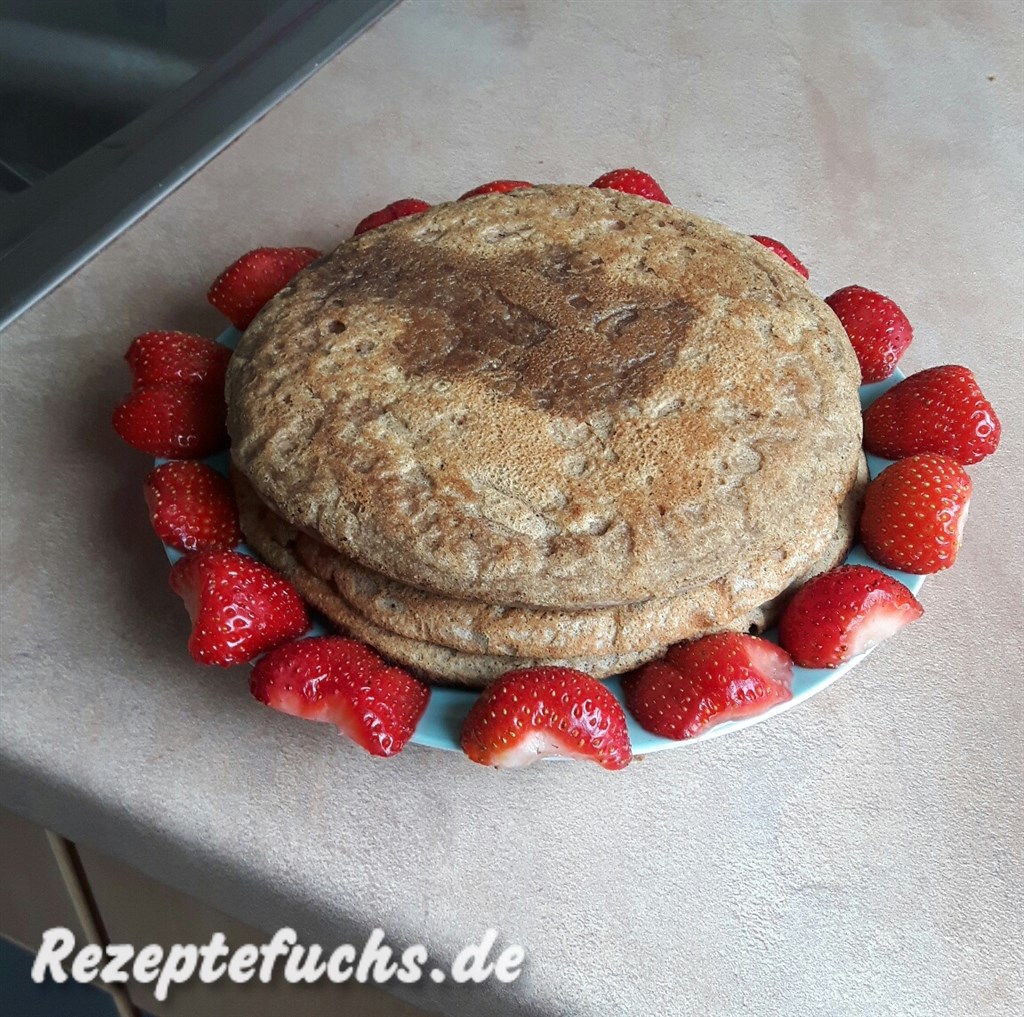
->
[232,462,863,685]
[227,185,862,609]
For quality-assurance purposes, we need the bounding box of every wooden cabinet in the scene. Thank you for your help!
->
[0,808,89,951]
[1,807,436,1017]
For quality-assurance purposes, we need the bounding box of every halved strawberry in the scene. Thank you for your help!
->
[778,565,923,669]
[750,235,810,279]
[353,198,432,236]
[112,383,227,458]
[862,365,1001,465]
[624,633,793,740]
[459,180,532,200]
[250,637,430,757]
[590,168,670,204]
[860,454,972,574]
[207,246,321,330]
[169,550,308,667]
[125,331,231,391]
[144,461,241,553]
[825,285,913,383]
[460,667,631,770]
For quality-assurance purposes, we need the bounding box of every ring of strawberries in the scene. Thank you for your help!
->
[111,169,1002,769]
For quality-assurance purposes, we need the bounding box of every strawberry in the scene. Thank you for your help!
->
[112,383,227,458]
[169,550,308,667]
[143,461,241,553]
[624,633,793,740]
[824,285,913,383]
[460,667,631,770]
[778,564,923,669]
[590,168,670,204]
[860,454,972,574]
[353,198,432,236]
[125,331,231,391]
[862,365,1001,465]
[250,637,430,756]
[459,180,533,200]
[750,235,810,279]
[207,246,321,330]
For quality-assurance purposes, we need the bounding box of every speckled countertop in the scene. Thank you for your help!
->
[1,2,1022,1015]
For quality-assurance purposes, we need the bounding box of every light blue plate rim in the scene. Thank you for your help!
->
[161,328,921,754]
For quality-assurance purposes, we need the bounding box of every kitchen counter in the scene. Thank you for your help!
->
[2,2,1021,1015]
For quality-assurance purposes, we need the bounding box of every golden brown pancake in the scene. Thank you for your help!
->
[233,463,865,686]
[227,185,862,612]
[232,460,865,659]
[233,479,659,684]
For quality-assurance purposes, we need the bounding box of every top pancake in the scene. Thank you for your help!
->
[227,185,862,608]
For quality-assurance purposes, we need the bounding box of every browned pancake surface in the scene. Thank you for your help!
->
[227,185,862,607]
[233,466,864,686]
[230,461,865,659]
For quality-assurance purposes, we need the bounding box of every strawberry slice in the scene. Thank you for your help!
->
[207,246,321,330]
[250,637,430,757]
[778,565,923,669]
[459,180,533,200]
[860,453,972,574]
[590,168,670,204]
[112,383,227,458]
[353,198,432,236]
[750,235,810,279]
[169,550,308,667]
[460,667,632,770]
[144,461,241,553]
[125,331,231,391]
[862,365,1001,465]
[825,284,913,383]
[624,633,793,740]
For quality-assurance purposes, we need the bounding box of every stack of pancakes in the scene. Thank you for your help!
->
[226,185,864,687]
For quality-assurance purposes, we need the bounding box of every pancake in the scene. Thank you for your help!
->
[234,462,865,686]
[227,184,862,610]
[234,481,659,684]
[232,460,866,659]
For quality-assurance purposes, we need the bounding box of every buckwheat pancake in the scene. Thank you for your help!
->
[232,459,866,659]
[227,185,862,610]
[234,462,865,685]
[234,477,658,684]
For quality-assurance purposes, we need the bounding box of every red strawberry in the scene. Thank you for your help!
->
[860,454,972,574]
[112,383,227,458]
[250,637,429,756]
[125,331,231,391]
[353,198,432,236]
[624,633,793,740]
[169,550,308,667]
[778,565,923,669]
[144,461,241,553]
[750,235,810,279]
[459,180,533,200]
[590,168,670,204]
[862,365,1001,465]
[207,246,321,330]
[825,285,913,383]
[460,667,632,770]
